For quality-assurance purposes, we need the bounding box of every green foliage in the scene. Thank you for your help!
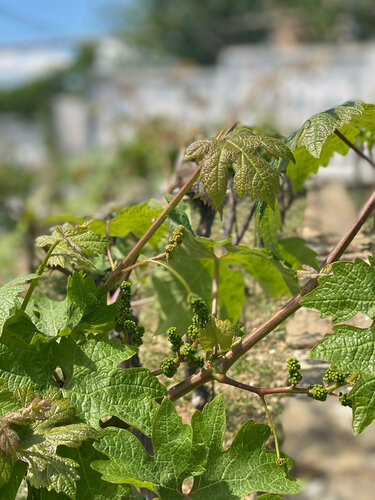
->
[35,223,109,269]
[0,274,38,332]
[2,101,375,498]
[185,128,293,209]
[303,258,375,432]
[0,391,97,499]
[285,102,375,189]
[52,333,165,434]
[91,202,169,250]
[93,396,301,498]
[198,317,237,351]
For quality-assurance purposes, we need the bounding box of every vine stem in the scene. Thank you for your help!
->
[334,129,375,169]
[259,394,282,462]
[168,185,375,401]
[121,252,166,274]
[21,241,60,311]
[105,161,204,289]
[214,374,309,396]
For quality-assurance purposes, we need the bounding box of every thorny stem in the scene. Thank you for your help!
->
[21,241,60,311]
[335,129,375,169]
[167,185,375,401]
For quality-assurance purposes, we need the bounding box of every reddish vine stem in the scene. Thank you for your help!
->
[168,186,375,401]
[334,129,375,169]
[105,162,204,289]
[215,374,309,396]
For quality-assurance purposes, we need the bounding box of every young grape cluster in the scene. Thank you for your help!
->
[309,384,328,401]
[165,225,185,260]
[160,295,208,377]
[287,357,302,385]
[187,296,210,339]
[167,327,183,352]
[339,392,352,407]
[160,357,178,378]
[115,281,145,346]
[323,368,350,385]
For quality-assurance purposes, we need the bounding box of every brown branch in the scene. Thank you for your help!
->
[335,129,375,169]
[168,186,375,400]
[105,161,204,289]
[215,374,309,396]
[121,252,166,274]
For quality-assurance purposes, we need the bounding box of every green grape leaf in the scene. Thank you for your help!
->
[90,202,168,250]
[152,231,245,334]
[256,200,282,258]
[59,440,130,500]
[52,334,166,435]
[0,390,19,416]
[284,102,375,190]
[190,395,301,499]
[185,128,293,209]
[198,318,237,351]
[27,294,70,338]
[278,237,318,270]
[296,101,363,158]
[0,460,27,500]
[223,244,299,298]
[35,223,109,269]
[0,393,98,498]
[67,272,117,334]
[0,312,55,391]
[311,324,375,375]
[301,258,375,322]
[92,398,206,498]
[311,323,375,434]
[0,274,38,333]
[348,375,375,434]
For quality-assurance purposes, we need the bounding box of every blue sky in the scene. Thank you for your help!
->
[0,0,122,45]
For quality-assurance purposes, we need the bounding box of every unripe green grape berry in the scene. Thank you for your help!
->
[339,392,352,407]
[160,357,178,378]
[187,323,198,339]
[194,354,204,368]
[123,319,137,332]
[276,457,286,466]
[288,371,302,385]
[167,327,183,352]
[287,357,301,371]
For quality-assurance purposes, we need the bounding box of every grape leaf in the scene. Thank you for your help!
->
[59,440,130,500]
[35,223,109,269]
[223,244,299,298]
[256,495,284,500]
[185,128,293,209]
[278,237,318,270]
[92,398,206,498]
[151,231,245,334]
[285,102,375,190]
[52,334,166,435]
[66,272,117,334]
[0,393,98,499]
[0,312,55,391]
[90,202,168,250]
[347,375,375,434]
[198,318,237,351]
[0,274,38,333]
[27,294,70,338]
[311,324,375,375]
[0,460,27,500]
[190,396,301,499]
[296,101,363,158]
[301,257,375,322]
[303,258,375,434]
[256,200,282,258]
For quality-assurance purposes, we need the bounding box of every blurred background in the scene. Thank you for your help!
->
[2,2,375,499]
